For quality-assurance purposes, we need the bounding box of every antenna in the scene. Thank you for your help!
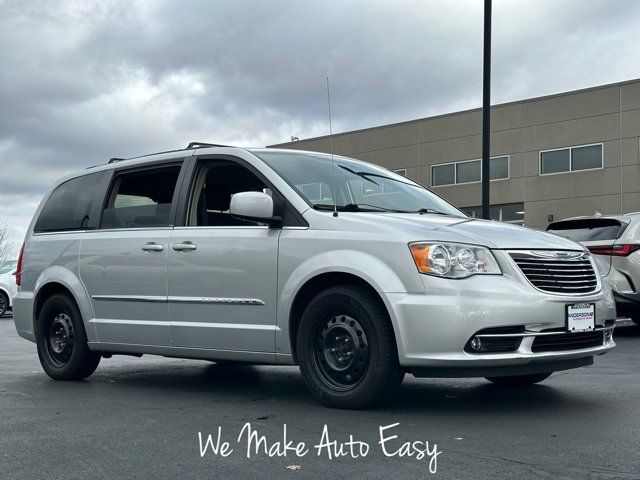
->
[326,76,337,217]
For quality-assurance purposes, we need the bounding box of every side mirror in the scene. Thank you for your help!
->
[229,191,281,226]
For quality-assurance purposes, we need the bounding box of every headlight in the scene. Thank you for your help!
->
[409,242,501,278]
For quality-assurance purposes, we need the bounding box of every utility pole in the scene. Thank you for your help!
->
[481,0,492,220]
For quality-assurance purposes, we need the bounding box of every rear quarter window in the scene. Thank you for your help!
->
[33,172,104,233]
[547,218,626,242]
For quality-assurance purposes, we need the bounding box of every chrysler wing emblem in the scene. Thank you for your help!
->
[530,250,584,259]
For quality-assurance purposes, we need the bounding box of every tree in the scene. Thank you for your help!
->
[0,221,14,264]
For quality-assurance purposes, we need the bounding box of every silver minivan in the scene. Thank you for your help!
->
[13,144,617,408]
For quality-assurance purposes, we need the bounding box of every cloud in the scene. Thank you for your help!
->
[1,0,640,248]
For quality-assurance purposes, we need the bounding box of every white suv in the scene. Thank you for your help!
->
[13,144,616,408]
[0,259,17,317]
[548,214,640,326]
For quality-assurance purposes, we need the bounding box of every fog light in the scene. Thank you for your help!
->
[469,336,482,351]
[605,329,613,341]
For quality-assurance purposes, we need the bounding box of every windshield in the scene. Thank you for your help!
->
[0,260,17,274]
[253,150,464,215]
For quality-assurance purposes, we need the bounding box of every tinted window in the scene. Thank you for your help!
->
[547,218,625,241]
[540,149,570,174]
[34,172,103,233]
[431,164,455,186]
[572,144,602,171]
[456,160,480,183]
[101,166,181,229]
[490,156,509,180]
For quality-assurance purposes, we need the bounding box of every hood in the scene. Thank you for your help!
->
[341,213,585,251]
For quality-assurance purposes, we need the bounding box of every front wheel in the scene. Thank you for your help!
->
[296,285,404,409]
[485,372,552,386]
[36,294,101,380]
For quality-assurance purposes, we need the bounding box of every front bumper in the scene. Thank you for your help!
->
[386,270,617,374]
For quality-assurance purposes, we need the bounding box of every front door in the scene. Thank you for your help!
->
[168,159,280,352]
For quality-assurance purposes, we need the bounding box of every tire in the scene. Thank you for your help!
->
[631,313,640,327]
[36,293,101,380]
[0,291,7,318]
[485,372,552,386]
[296,285,404,409]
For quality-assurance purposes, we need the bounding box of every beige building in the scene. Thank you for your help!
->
[269,79,640,228]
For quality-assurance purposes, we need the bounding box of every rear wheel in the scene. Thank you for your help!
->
[296,285,404,409]
[0,291,7,317]
[36,294,101,380]
[485,372,552,386]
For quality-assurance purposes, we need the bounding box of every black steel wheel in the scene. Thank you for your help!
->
[36,293,100,380]
[313,314,370,391]
[44,312,75,367]
[297,285,404,409]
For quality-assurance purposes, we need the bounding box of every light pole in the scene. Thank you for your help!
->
[481,0,492,220]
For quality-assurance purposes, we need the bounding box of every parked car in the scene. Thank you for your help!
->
[13,144,616,408]
[547,213,640,326]
[0,259,18,317]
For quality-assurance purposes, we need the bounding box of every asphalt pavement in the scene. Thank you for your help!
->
[1,312,639,479]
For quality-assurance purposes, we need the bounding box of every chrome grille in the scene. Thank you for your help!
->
[509,251,598,294]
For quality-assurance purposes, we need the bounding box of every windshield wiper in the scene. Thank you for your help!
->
[313,203,410,213]
[414,208,451,215]
[337,165,381,186]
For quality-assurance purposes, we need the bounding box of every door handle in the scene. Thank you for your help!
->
[173,242,197,251]
[141,242,164,252]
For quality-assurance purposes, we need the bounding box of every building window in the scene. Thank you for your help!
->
[431,156,509,187]
[490,155,509,180]
[299,182,333,203]
[393,169,407,177]
[571,144,603,171]
[431,163,456,186]
[539,143,602,175]
[456,160,481,184]
[461,202,525,225]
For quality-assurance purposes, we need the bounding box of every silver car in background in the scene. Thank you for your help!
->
[548,214,640,326]
[13,145,616,408]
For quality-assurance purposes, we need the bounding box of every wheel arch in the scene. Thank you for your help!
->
[287,271,398,361]
[32,269,96,342]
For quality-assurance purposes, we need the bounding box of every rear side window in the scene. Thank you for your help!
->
[547,218,626,241]
[101,165,181,229]
[34,172,104,233]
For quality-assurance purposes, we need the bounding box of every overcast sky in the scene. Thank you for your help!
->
[1,0,640,251]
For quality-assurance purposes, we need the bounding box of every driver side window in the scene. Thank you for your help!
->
[188,161,280,227]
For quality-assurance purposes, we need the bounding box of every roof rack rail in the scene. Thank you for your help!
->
[108,157,127,163]
[186,142,232,149]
